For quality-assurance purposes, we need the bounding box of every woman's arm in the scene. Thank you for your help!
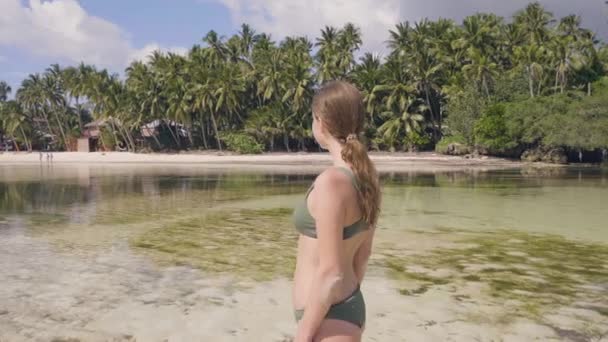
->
[295,171,349,341]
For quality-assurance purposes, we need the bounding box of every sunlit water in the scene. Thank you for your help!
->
[0,164,606,341]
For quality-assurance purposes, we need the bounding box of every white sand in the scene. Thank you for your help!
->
[2,233,599,342]
[0,151,528,173]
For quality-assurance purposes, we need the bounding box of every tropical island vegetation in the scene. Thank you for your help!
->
[1,2,607,163]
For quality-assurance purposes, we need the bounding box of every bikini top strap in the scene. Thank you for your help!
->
[335,166,361,192]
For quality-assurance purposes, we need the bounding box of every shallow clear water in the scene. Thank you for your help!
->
[0,164,607,340]
[1,165,606,241]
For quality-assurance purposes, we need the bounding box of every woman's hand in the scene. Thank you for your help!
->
[293,324,314,342]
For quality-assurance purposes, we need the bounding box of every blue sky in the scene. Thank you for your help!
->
[1,0,606,95]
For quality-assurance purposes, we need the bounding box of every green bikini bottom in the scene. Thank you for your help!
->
[294,285,365,329]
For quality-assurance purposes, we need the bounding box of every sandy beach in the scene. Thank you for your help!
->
[0,151,530,173]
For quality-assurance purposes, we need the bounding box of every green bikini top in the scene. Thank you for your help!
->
[293,167,369,240]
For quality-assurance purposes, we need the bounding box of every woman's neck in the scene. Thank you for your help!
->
[326,139,348,168]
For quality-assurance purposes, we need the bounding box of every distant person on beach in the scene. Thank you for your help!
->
[292,81,381,342]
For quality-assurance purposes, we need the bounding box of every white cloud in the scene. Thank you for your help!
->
[128,43,188,65]
[215,0,401,54]
[214,0,607,54]
[0,0,186,69]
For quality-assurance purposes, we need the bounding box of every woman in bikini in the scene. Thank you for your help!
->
[292,81,381,342]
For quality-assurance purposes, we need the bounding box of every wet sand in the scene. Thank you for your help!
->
[1,230,606,341]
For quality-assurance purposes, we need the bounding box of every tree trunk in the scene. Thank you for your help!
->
[150,131,162,150]
[109,120,120,150]
[438,106,443,138]
[117,126,130,151]
[186,123,194,148]
[120,125,136,152]
[482,77,490,98]
[528,66,535,98]
[200,116,209,149]
[173,124,183,148]
[18,126,31,152]
[587,82,591,96]
[76,98,83,134]
[99,131,108,151]
[424,83,437,142]
[53,113,69,151]
[10,135,19,152]
[41,112,56,137]
[165,121,181,148]
[283,133,290,152]
[269,136,274,152]
[210,112,222,151]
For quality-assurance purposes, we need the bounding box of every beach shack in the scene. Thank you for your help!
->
[78,119,105,152]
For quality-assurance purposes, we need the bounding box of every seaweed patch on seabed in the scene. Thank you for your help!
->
[380,228,608,336]
[131,207,298,281]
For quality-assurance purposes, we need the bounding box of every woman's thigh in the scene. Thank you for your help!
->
[314,319,362,342]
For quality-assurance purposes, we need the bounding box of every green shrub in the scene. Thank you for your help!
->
[474,103,517,153]
[445,87,487,145]
[404,131,432,151]
[435,135,468,154]
[220,132,264,154]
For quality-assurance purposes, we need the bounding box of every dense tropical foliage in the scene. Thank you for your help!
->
[1,3,607,161]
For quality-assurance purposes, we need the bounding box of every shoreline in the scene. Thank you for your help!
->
[0,151,543,172]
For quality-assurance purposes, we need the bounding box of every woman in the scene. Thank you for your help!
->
[292,81,381,342]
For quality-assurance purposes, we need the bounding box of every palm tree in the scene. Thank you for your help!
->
[408,20,446,140]
[42,64,71,149]
[214,62,246,123]
[515,2,554,45]
[500,23,526,69]
[372,57,426,151]
[4,7,608,155]
[256,48,283,102]
[189,81,220,149]
[280,37,315,150]
[245,103,283,151]
[376,95,425,151]
[0,100,32,151]
[336,23,362,77]
[203,30,227,64]
[455,14,503,56]
[315,26,341,83]
[515,44,547,97]
[387,22,412,58]
[463,48,499,97]
[548,36,575,93]
[237,23,257,68]
[352,53,384,123]
[0,81,11,102]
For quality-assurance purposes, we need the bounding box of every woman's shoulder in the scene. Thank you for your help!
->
[314,167,353,193]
